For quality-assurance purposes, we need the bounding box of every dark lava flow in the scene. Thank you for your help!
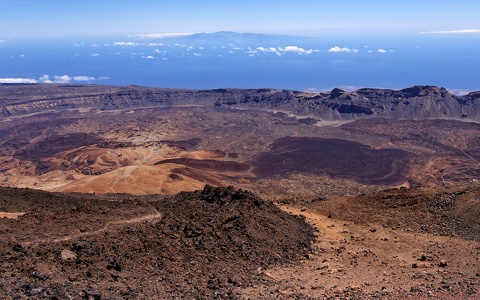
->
[253,137,413,186]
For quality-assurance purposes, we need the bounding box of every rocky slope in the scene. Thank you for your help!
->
[1,183,478,299]
[0,185,314,299]
[1,84,480,120]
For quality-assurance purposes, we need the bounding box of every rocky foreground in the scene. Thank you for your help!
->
[0,185,313,299]
[1,184,479,299]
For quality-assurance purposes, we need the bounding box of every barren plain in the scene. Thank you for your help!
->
[0,84,479,299]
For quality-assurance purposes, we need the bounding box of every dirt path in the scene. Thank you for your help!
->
[242,204,480,298]
[0,212,25,219]
[108,166,136,193]
[23,209,162,246]
[280,205,344,241]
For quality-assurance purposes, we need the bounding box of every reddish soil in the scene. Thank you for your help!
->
[155,158,250,172]
[0,185,313,299]
[1,184,479,299]
[242,184,480,299]
[253,137,412,186]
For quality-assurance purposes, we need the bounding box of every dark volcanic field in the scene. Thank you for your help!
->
[253,137,412,185]
[0,186,314,299]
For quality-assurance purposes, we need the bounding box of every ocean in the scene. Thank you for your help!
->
[1,32,479,93]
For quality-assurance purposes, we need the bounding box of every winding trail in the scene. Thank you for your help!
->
[23,209,162,246]
[108,166,136,193]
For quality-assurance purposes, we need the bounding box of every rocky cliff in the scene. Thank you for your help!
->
[1,84,479,120]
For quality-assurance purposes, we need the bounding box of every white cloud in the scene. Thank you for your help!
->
[148,43,164,46]
[91,53,100,57]
[39,75,53,83]
[256,45,320,55]
[256,47,277,53]
[278,46,319,54]
[173,43,193,50]
[193,53,201,56]
[91,44,98,47]
[53,75,72,83]
[73,76,95,81]
[378,49,387,53]
[421,29,480,34]
[1,74,108,84]
[0,78,38,84]
[113,42,138,46]
[19,54,25,58]
[328,46,359,53]
[137,32,199,39]
[145,55,154,59]
[43,75,92,83]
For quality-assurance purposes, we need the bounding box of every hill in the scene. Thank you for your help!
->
[0,185,314,299]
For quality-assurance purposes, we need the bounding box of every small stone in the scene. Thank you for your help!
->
[61,249,77,260]
[439,259,448,267]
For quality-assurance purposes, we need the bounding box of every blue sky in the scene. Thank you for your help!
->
[1,0,480,38]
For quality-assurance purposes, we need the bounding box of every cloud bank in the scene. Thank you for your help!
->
[0,78,38,84]
[421,29,480,34]
[113,42,138,46]
[255,45,320,55]
[328,46,359,53]
[0,74,109,84]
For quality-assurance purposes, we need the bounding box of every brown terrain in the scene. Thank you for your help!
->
[1,83,480,299]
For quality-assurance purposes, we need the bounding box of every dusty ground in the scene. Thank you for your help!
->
[0,185,313,299]
[1,184,479,299]
[247,184,480,299]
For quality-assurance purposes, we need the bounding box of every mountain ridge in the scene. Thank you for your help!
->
[1,84,479,121]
